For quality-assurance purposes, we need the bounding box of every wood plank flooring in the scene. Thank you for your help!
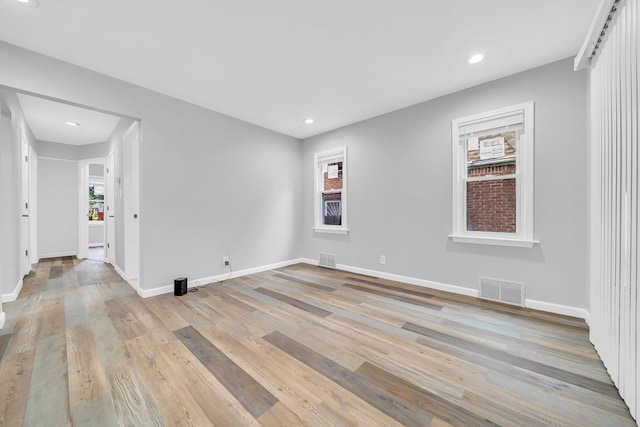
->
[0,257,635,426]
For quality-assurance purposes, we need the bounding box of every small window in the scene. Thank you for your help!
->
[450,102,536,247]
[89,179,104,222]
[314,147,348,233]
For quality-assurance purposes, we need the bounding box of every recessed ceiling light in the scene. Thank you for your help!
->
[468,54,484,64]
[304,118,314,124]
[15,0,30,3]
[65,121,80,127]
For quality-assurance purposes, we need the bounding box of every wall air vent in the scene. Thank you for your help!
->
[318,252,336,269]
[479,277,525,307]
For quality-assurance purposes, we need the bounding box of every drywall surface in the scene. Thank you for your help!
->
[0,90,38,298]
[302,58,589,309]
[89,222,103,246]
[0,112,20,297]
[106,118,132,273]
[89,163,104,176]
[0,41,302,291]
[38,157,78,258]
[34,140,109,160]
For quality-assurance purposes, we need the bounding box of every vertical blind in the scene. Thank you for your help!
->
[589,0,638,419]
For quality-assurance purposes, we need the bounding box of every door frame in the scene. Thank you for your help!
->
[28,146,38,265]
[20,128,30,276]
[105,150,116,265]
[78,157,106,260]
[123,121,140,289]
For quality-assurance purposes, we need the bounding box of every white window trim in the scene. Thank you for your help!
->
[314,146,348,234]
[449,102,538,248]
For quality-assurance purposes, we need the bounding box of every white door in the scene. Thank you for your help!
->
[106,151,116,264]
[20,131,30,275]
[77,161,89,259]
[123,122,140,283]
[28,147,38,265]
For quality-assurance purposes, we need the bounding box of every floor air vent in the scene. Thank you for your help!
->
[479,277,525,307]
[318,252,336,269]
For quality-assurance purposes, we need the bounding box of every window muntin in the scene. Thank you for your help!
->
[451,102,535,247]
[314,147,348,233]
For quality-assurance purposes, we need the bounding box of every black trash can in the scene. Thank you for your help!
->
[174,277,187,296]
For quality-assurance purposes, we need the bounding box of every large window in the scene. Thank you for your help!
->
[450,102,536,247]
[314,146,348,233]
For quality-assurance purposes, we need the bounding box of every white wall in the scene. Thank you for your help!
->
[106,118,133,272]
[302,58,589,313]
[0,107,19,300]
[89,163,104,176]
[0,41,302,293]
[89,223,104,246]
[0,90,38,301]
[34,140,110,161]
[38,157,78,258]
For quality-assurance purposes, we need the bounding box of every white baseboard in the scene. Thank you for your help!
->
[134,255,590,320]
[2,278,23,303]
[0,311,5,329]
[113,264,127,281]
[525,299,589,320]
[299,258,589,320]
[299,258,478,297]
[139,258,308,299]
[111,265,141,294]
[40,251,76,259]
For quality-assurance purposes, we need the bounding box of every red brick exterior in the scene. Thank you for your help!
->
[465,132,517,233]
[466,178,516,233]
[323,168,343,191]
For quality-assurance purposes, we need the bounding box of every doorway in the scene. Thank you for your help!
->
[0,86,141,293]
[79,159,107,262]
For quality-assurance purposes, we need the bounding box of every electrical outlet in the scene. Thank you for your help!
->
[223,256,229,266]
[379,255,386,265]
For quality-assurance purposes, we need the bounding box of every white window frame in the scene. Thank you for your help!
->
[314,146,348,234]
[450,102,538,247]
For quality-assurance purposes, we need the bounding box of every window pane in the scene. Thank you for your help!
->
[323,161,343,191]
[89,185,105,221]
[322,192,342,225]
[466,131,517,178]
[466,178,516,233]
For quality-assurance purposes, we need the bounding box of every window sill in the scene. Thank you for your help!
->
[314,227,349,235]
[449,234,539,248]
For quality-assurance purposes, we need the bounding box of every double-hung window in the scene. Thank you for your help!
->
[450,102,536,247]
[314,146,348,233]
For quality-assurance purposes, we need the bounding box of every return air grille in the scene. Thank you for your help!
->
[318,252,336,269]
[479,277,525,307]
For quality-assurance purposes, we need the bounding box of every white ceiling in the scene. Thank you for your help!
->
[17,93,121,145]
[0,0,599,139]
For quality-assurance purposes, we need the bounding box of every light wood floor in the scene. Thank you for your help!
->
[0,257,635,426]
